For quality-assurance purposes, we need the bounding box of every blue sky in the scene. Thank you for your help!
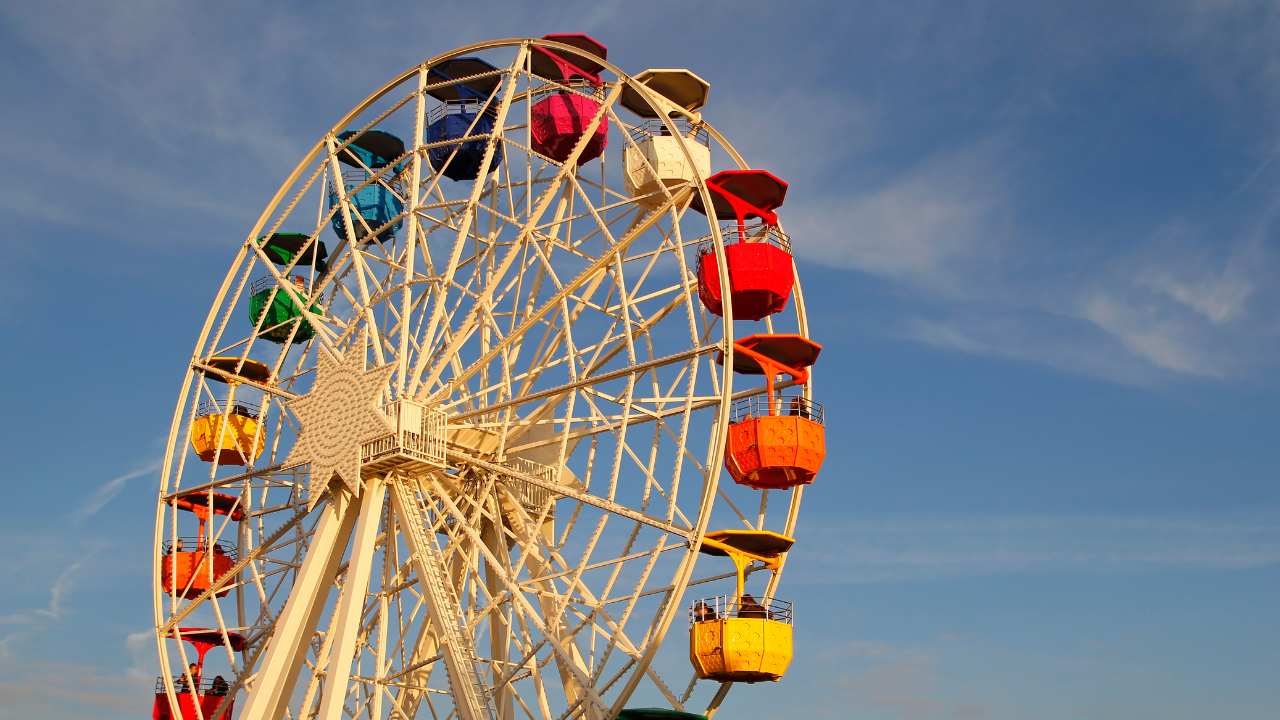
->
[2,1,1279,718]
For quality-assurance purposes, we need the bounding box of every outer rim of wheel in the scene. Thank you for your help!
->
[151,36,811,718]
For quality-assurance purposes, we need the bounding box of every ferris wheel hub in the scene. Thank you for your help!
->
[360,398,447,479]
[283,334,397,500]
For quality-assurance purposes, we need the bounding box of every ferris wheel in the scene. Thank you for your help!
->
[152,36,826,720]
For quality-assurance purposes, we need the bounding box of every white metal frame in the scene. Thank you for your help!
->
[152,38,814,720]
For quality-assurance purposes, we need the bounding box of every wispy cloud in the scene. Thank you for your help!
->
[0,554,96,660]
[787,512,1280,584]
[763,2,1280,386]
[33,560,86,623]
[67,461,159,526]
[790,143,1009,295]
[1230,141,1280,198]
[0,459,158,658]
[125,631,155,680]
[808,143,1280,384]
[0,660,151,719]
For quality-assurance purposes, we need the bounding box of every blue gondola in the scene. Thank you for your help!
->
[425,58,504,181]
[329,129,405,244]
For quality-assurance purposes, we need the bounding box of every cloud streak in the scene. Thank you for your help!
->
[68,461,159,526]
[0,553,96,660]
[787,512,1280,584]
[125,631,155,680]
[806,143,1280,384]
[0,660,151,719]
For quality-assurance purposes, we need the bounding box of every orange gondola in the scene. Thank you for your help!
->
[160,492,242,599]
[719,334,826,489]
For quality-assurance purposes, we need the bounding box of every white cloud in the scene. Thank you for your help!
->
[791,132,1280,384]
[899,219,1280,382]
[1131,219,1265,327]
[34,560,88,623]
[0,555,93,660]
[68,461,160,526]
[1077,292,1222,376]
[126,631,155,680]
[786,116,1280,383]
[789,145,1007,294]
[904,311,1169,385]
[1139,268,1255,326]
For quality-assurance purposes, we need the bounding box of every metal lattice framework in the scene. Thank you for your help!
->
[153,38,813,720]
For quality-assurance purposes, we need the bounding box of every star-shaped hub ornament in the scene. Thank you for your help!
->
[285,333,397,505]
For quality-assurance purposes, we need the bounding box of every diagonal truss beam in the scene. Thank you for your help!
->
[239,487,360,720]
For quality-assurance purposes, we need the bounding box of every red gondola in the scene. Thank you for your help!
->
[693,170,795,321]
[153,629,243,720]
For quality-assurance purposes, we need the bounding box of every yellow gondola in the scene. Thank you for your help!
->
[190,359,271,465]
[689,529,795,683]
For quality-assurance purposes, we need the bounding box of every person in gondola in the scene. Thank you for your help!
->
[175,663,200,693]
[788,396,810,420]
[693,600,717,623]
[737,593,769,619]
[208,675,230,697]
